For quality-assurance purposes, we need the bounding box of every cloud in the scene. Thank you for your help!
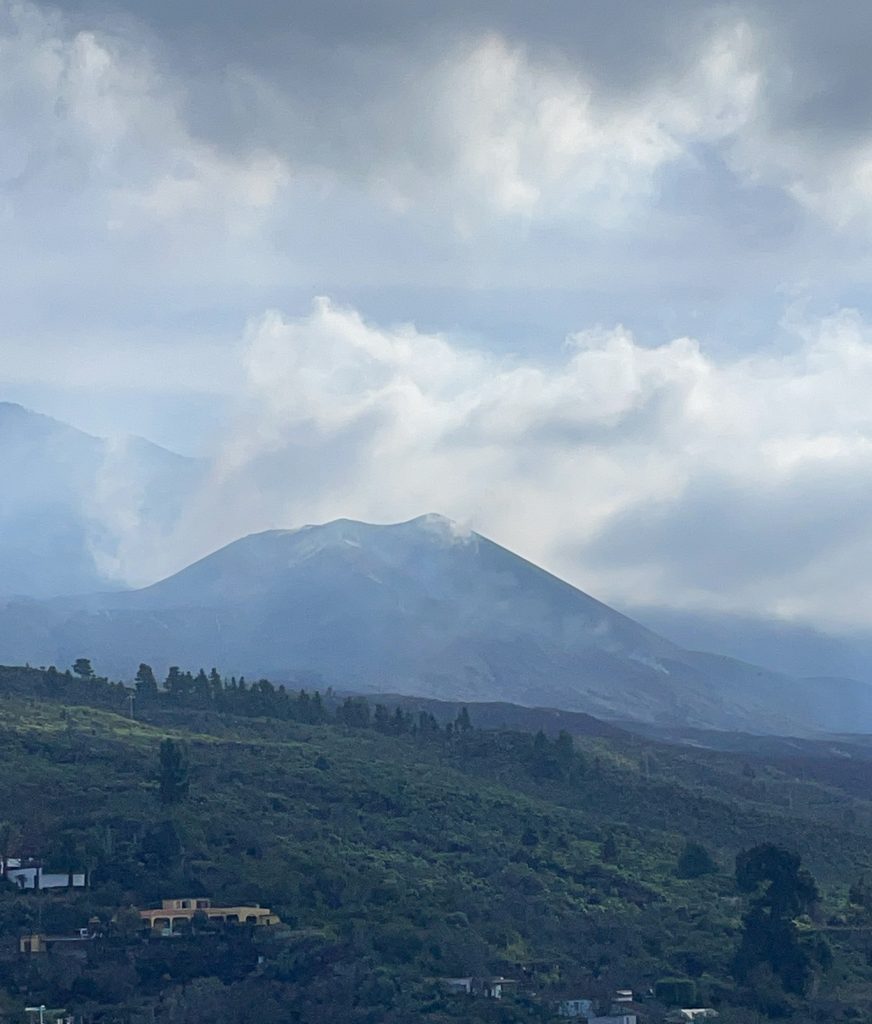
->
[0,0,868,380]
[0,0,290,244]
[28,0,867,236]
[9,0,872,631]
[189,21,762,232]
[125,298,872,630]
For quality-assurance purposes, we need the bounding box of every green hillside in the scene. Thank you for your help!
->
[1,665,872,1023]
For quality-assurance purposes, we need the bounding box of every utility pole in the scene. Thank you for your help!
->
[25,1006,46,1024]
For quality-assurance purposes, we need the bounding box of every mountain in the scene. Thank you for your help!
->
[0,402,203,597]
[2,512,871,735]
[630,604,872,684]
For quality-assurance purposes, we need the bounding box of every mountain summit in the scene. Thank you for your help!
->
[2,514,871,735]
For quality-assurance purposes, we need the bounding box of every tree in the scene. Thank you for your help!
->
[72,658,94,679]
[135,663,159,700]
[601,833,618,863]
[165,666,187,701]
[158,738,190,805]
[677,840,717,878]
[733,843,822,997]
[373,704,391,733]
[849,874,872,915]
[194,668,210,704]
[140,819,183,868]
[555,730,574,774]
[655,978,696,1005]
[336,697,371,728]
[58,832,80,888]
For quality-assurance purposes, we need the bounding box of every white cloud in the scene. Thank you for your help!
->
[132,298,872,631]
[0,0,290,239]
[353,25,761,226]
[8,0,872,631]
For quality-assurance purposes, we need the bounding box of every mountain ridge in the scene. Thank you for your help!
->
[2,513,871,735]
[0,401,204,598]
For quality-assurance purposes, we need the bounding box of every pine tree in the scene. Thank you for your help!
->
[374,704,391,733]
[135,663,159,700]
[158,738,190,805]
[733,843,821,996]
[455,707,472,733]
[72,658,95,679]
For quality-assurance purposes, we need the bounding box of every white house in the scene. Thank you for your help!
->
[4,859,86,890]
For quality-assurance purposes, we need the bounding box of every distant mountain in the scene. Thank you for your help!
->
[2,513,871,735]
[630,605,872,685]
[0,402,203,597]
[366,693,629,740]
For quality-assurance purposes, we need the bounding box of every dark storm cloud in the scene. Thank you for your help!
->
[43,0,872,160]
[29,1,711,163]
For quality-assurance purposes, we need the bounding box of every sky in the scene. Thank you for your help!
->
[4,0,872,626]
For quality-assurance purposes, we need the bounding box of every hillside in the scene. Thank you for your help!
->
[0,402,202,598]
[1,666,872,1022]
[2,515,871,734]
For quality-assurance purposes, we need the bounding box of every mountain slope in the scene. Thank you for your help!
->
[0,402,203,597]
[3,667,872,1020]
[631,604,872,684]
[2,513,871,735]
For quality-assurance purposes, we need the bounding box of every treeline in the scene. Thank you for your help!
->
[4,661,586,784]
[134,660,462,734]
[135,662,585,782]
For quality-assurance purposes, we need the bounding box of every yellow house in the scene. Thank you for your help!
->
[139,898,280,932]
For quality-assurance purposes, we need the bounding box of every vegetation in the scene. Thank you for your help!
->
[0,663,871,1022]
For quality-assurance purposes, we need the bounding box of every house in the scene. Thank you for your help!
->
[666,1011,719,1022]
[138,897,280,933]
[4,858,86,890]
[482,977,516,999]
[24,1009,74,1024]
[442,978,473,995]
[557,998,595,1018]
[588,1016,637,1024]
[608,990,648,1019]
[20,928,97,955]
[440,976,518,999]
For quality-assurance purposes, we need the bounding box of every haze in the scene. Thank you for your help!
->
[4,0,872,632]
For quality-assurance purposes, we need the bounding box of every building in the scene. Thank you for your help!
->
[557,998,595,1018]
[608,989,647,1018]
[483,977,516,999]
[20,929,97,955]
[138,898,280,933]
[442,978,473,995]
[666,1012,719,1022]
[588,1016,637,1024]
[440,976,518,999]
[4,858,86,891]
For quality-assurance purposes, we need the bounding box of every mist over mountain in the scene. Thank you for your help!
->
[2,511,872,736]
[630,605,872,685]
[0,402,203,597]
[4,400,872,736]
